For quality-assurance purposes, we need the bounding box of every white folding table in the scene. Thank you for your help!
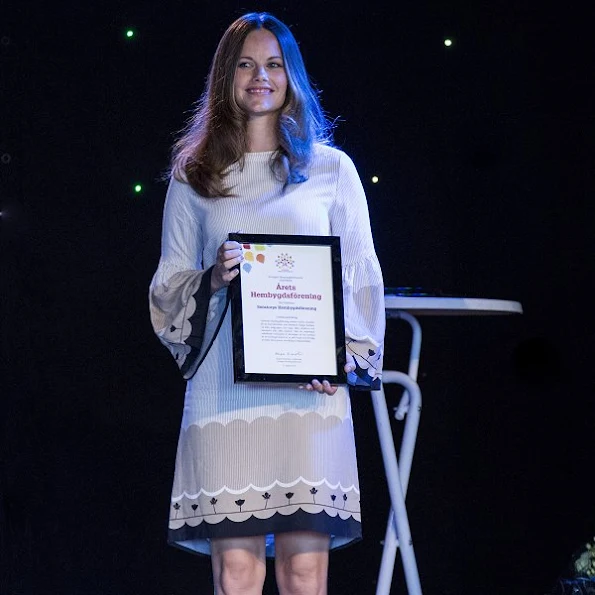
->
[372,295,523,595]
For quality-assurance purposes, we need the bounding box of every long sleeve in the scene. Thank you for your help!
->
[149,178,226,380]
[331,152,385,390]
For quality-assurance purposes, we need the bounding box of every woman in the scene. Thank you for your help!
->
[149,12,385,595]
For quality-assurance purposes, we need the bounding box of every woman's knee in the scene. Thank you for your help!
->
[280,554,326,593]
[275,532,329,595]
[211,536,266,594]
[220,551,265,592]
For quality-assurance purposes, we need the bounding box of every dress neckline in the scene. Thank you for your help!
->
[244,150,276,159]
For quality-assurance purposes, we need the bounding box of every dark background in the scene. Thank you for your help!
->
[2,1,594,593]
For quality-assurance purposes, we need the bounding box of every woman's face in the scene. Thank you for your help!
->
[233,29,288,121]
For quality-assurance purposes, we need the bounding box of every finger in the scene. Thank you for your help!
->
[221,241,242,251]
[321,380,338,395]
[220,256,243,273]
[344,352,355,373]
[222,268,239,281]
[212,262,239,290]
[309,379,337,395]
[310,379,323,393]
[217,266,238,284]
[217,243,241,262]
[217,251,241,268]
[221,248,244,263]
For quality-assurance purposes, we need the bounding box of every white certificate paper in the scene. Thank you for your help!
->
[229,234,346,384]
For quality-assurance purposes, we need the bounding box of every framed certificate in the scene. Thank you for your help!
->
[228,233,346,385]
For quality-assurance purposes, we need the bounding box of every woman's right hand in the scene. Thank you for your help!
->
[210,241,243,294]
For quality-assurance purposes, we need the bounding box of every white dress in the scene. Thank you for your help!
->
[149,144,385,556]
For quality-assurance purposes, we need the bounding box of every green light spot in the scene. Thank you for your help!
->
[126,30,135,38]
[134,184,142,193]
[371,175,379,184]
[444,38,453,47]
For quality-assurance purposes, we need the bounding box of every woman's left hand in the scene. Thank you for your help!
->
[301,356,356,395]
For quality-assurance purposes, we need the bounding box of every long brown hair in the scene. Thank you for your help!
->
[170,12,332,198]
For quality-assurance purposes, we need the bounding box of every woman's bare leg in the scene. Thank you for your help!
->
[211,535,266,595]
[274,531,330,595]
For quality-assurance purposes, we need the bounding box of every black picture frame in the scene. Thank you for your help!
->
[229,233,347,385]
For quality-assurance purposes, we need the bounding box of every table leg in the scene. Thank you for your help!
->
[377,508,399,593]
[372,373,423,595]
